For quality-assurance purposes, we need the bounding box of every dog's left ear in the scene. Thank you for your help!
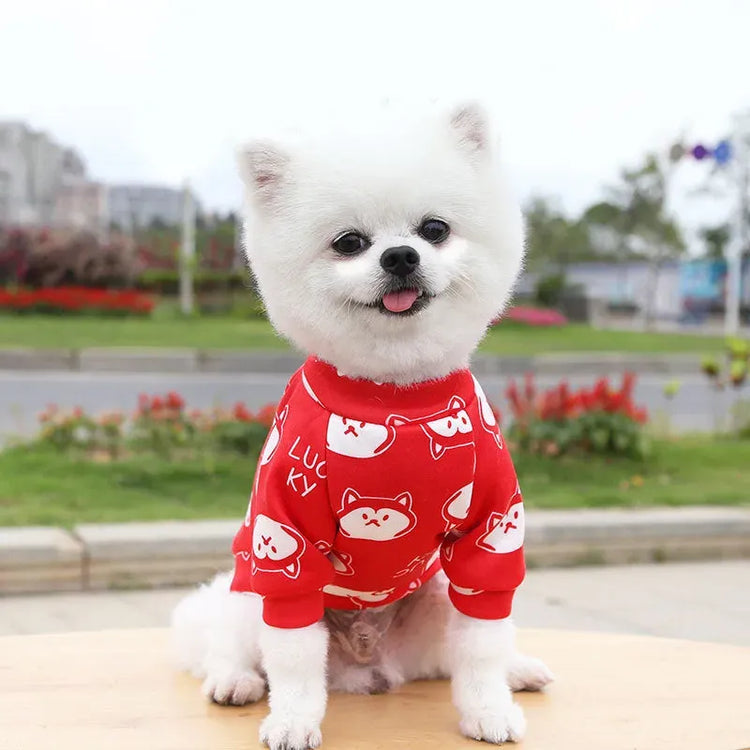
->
[236,141,289,205]
[449,103,490,156]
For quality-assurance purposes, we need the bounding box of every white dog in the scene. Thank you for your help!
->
[172,102,552,750]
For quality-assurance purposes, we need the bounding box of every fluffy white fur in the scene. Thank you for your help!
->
[172,574,552,740]
[239,103,525,386]
[172,101,551,749]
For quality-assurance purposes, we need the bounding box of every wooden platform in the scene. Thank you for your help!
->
[2,627,749,749]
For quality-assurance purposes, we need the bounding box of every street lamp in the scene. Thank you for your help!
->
[180,180,196,316]
[669,113,749,336]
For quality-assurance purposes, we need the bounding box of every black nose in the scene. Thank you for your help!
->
[380,246,420,278]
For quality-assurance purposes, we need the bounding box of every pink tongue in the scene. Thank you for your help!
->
[382,289,419,313]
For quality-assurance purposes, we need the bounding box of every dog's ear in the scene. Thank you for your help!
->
[448,103,490,155]
[236,141,289,204]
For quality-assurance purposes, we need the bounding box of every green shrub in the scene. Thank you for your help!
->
[136,269,249,294]
[534,273,566,308]
[506,373,650,459]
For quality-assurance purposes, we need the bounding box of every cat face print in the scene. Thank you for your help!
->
[450,583,484,596]
[476,494,525,554]
[472,375,503,449]
[323,584,395,606]
[251,513,306,578]
[326,415,396,459]
[314,540,355,575]
[442,483,474,528]
[396,548,441,577]
[329,549,355,576]
[389,396,473,460]
[338,489,417,542]
[260,405,288,466]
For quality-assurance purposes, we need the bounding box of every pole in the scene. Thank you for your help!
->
[180,180,196,316]
[98,183,109,245]
[725,111,750,337]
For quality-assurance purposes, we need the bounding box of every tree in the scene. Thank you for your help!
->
[699,224,731,260]
[524,196,595,271]
[148,217,169,230]
[584,154,686,329]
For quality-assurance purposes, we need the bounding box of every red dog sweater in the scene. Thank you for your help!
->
[231,357,526,629]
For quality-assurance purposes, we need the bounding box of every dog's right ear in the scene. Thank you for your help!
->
[236,141,289,204]
[448,103,491,157]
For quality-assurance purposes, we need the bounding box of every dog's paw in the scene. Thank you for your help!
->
[459,702,526,745]
[507,653,554,692]
[202,668,266,706]
[260,713,322,750]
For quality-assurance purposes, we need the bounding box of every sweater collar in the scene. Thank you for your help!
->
[301,357,476,423]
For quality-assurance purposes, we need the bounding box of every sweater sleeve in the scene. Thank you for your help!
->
[440,413,526,620]
[230,379,336,628]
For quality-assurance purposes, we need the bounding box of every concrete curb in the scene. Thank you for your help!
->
[0,347,702,376]
[0,527,85,593]
[1,507,747,595]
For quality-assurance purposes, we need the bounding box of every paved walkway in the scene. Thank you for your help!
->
[1,561,748,646]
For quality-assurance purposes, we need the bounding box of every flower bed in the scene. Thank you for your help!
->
[0,286,155,316]
[36,392,277,460]
[506,373,649,458]
[495,306,568,327]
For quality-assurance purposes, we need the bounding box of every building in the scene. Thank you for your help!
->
[519,258,750,322]
[0,121,87,227]
[107,184,201,231]
[53,181,109,239]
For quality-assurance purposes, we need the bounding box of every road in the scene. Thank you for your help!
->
[0,369,737,441]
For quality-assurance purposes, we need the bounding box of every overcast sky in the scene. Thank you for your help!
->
[2,0,747,247]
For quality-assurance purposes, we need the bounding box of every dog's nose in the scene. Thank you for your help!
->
[380,246,420,278]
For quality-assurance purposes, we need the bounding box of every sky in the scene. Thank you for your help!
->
[1,0,747,249]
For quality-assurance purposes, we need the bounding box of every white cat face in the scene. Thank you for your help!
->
[389,396,474,460]
[326,414,396,458]
[476,501,525,554]
[450,583,484,596]
[472,375,502,448]
[442,482,474,526]
[251,513,305,578]
[328,549,355,576]
[338,489,417,542]
[427,406,472,438]
[323,584,395,603]
[260,405,288,465]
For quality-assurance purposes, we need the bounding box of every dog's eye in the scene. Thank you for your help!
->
[418,218,450,244]
[332,232,369,256]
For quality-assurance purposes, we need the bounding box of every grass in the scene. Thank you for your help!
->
[0,311,727,355]
[481,324,725,356]
[1,438,747,527]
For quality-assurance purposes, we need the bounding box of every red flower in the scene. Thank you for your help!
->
[232,402,254,422]
[255,403,278,428]
[166,391,185,410]
[621,371,636,401]
[0,286,154,316]
[523,372,536,403]
[497,306,568,327]
[151,396,164,411]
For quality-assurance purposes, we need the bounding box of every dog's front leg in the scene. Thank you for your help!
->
[259,620,329,750]
[450,613,526,744]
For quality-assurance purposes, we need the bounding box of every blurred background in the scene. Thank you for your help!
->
[0,1,747,645]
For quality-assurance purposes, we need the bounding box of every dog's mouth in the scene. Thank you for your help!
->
[381,288,424,314]
[355,279,434,317]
